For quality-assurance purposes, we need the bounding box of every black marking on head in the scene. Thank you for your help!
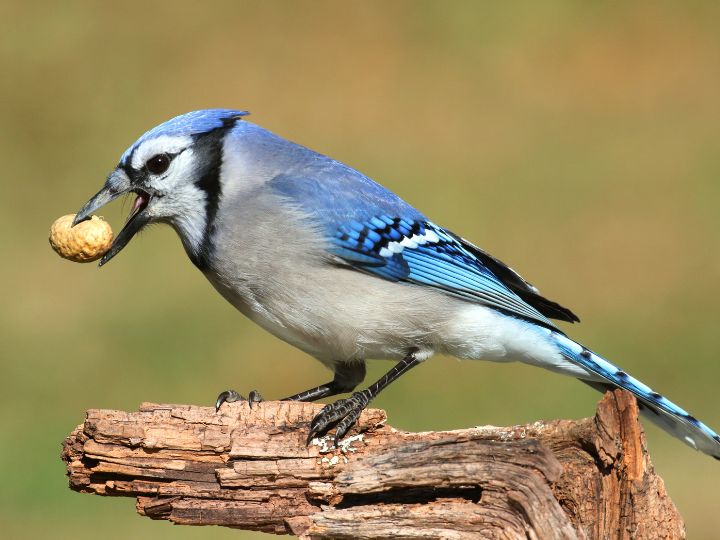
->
[222,114,245,129]
[650,391,662,400]
[616,371,628,379]
[188,123,236,270]
[119,160,143,183]
[685,414,699,425]
[580,348,592,360]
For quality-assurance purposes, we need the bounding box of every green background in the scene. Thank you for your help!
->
[2,1,719,538]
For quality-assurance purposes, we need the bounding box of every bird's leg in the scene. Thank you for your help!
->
[307,350,421,445]
[282,362,367,402]
[282,383,345,402]
[215,362,366,410]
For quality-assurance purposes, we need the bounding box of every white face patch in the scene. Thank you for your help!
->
[144,148,204,218]
[131,135,193,170]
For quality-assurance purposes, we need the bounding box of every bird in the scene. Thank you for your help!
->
[73,108,720,458]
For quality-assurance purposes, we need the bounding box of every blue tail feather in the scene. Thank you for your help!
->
[550,331,720,459]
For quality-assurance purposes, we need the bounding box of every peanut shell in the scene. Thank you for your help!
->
[49,214,113,263]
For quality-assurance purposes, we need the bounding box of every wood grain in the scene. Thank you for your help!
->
[62,390,684,539]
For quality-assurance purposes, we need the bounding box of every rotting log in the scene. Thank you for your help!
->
[62,389,685,539]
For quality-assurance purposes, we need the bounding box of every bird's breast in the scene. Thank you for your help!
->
[198,187,455,364]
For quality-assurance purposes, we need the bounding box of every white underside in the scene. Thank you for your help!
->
[440,304,595,379]
[207,237,594,381]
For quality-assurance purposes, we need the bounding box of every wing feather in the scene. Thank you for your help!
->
[330,216,562,329]
[267,172,577,327]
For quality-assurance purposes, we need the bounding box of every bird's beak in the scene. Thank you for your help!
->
[73,168,152,266]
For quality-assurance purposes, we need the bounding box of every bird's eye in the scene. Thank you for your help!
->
[145,153,171,175]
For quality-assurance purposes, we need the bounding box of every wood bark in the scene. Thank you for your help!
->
[62,389,684,539]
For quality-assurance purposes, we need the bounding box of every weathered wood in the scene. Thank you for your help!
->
[62,390,685,539]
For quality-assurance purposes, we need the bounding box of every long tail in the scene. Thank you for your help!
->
[549,331,720,460]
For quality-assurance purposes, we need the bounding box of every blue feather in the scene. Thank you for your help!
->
[550,331,720,458]
[270,171,557,328]
[331,216,555,326]
[121,109,249,165]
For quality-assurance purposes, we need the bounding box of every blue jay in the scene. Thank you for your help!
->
[74,109,720,457]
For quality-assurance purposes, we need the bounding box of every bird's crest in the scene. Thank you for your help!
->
[120,109,249,165]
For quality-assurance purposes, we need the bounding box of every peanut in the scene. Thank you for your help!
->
[49,214,113,263]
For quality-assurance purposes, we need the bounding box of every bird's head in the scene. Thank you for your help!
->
[74,109,248,267]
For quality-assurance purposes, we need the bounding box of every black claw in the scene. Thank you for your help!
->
[306,390,371,445]
[333,408,363,445]
[215,389,245,411]
[248,390,264,408]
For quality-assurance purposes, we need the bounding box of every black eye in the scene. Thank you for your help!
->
[145,153,171,175]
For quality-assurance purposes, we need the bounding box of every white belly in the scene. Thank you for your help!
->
[205,254,591,379]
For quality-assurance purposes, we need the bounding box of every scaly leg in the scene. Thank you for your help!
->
[307,350,421,445]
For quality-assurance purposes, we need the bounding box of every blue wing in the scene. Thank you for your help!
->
[329,215,558,328]
[268,162,576,329]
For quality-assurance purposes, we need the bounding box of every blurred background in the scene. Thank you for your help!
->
[1,1,719,538]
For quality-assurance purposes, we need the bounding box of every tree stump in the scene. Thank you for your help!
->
[62,389,684,539]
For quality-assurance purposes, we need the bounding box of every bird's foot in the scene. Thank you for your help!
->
[215,389,264,411]
[307,390,372,446]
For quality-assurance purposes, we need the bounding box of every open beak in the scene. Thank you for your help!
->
[73,169,152,266]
